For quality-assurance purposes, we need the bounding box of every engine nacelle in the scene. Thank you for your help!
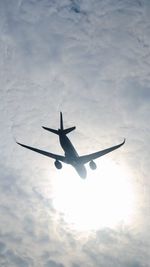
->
[89,160,97,170]
[54,160,62,169]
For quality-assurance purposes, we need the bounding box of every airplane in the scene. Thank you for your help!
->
[16,112,125,178]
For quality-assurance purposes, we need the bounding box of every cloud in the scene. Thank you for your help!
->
[0,241,6,255]
[5,250,31,267]
[83,228,150,267]
[45,259,64,267]
[0,0,150,266]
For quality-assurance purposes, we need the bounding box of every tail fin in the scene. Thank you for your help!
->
[42,112,76,135]
[60,112,63,130]
[60,112,76,134]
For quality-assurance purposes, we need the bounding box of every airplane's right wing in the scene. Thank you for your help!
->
[78,139,125,164]
[16,142,67,163]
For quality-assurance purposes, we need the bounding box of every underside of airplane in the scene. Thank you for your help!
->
[17,112,125,178]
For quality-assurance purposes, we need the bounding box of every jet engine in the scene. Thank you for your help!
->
[89,160,97,170]
[54,160,62,169]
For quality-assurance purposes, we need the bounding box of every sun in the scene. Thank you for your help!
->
[51,159,135,232]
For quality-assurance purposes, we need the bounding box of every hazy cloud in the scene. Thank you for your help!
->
[45,259,65,267]
[0,0,150,266]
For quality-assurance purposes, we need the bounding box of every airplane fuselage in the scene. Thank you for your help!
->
[59,131,87,178]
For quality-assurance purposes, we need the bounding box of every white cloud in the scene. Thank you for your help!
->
[0,0,150,266]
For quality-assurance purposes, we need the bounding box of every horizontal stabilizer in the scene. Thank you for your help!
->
[63,126,76,135]
[42,126,59,135]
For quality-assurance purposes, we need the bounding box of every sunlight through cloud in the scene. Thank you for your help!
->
[51,159,135,232]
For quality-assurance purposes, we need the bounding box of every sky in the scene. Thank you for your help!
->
[0,0,150,266]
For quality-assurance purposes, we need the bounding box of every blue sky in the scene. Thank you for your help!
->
[0,0,150,266]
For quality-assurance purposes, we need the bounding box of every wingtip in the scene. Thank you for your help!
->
[15,139,24,147]
[13,135,18,144]
[16,141,21,146]
[122,138,126,145]
[42,126,49,130]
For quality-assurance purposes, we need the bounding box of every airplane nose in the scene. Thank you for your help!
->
[81,174,87,179]
[74,164,87,178]
[79,168,87,179]
[81,172,87,179]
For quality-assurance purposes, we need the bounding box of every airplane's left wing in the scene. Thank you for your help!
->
[78,139,125,164]
[16,142,67,163]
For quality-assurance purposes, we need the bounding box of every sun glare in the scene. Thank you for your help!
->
[51,159,135,232]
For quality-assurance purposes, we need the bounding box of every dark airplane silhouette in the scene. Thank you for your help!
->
[17,112,125,178]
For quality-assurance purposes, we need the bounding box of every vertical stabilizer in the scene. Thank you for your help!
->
[42,112,76,135]
[60,112,63,130]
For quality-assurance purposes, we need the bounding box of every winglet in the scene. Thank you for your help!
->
[123,138,126,145]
